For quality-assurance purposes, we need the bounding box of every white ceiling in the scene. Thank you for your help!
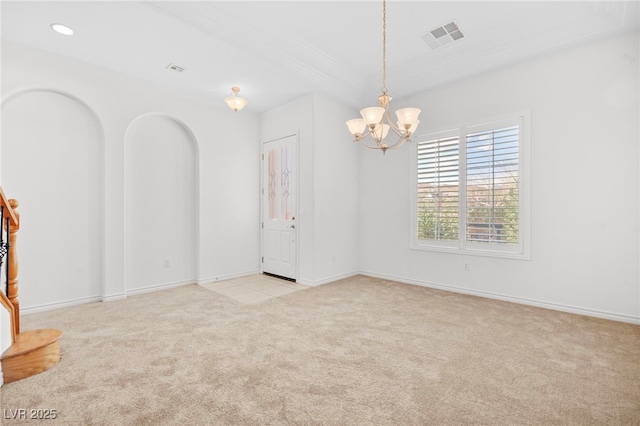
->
[2,1,639,113]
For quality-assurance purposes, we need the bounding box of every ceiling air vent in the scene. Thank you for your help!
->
[166,63,185,73]
[420,21,465,50]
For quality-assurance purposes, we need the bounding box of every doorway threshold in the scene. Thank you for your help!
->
[263,272,296,283]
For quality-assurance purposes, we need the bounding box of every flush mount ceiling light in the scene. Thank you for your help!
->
[224,87,248,112]
[50,23,74,36]
[346,0,421,154]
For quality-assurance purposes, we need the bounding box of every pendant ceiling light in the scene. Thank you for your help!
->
[346,0,421,154]
[224,87,248,112]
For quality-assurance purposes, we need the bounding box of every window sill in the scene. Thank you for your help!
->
[410,242,530,260]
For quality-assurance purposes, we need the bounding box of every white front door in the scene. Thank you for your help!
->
[262,135,297,280]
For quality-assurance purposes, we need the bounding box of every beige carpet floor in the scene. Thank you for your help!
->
[1,275,639,425]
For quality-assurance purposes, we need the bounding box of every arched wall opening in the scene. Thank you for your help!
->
[1,89,105,307]
[124,114,199,292]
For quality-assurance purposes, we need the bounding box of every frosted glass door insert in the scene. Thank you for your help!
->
[268,145,293,222]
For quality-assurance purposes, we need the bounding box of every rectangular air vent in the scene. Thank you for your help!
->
[420,21,465,50]
[166,63,185,72]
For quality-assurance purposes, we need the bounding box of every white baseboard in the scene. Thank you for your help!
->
[297,271,360,287]
[360,271,640,325]
[21,295,103,315]
[18,275,255,313]
[197,270,261,285]
[125,279,195,296]
[102,293,127,303]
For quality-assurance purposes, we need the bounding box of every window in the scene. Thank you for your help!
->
[412,115,529,258]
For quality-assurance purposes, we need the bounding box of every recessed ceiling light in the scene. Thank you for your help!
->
[50,23,74,36]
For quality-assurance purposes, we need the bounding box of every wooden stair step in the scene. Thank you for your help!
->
[1,329,62,384]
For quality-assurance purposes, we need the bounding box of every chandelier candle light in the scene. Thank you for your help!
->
[346,0,421,154]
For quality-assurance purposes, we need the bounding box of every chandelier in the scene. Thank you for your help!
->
[346,0,421,154]
[224,87,248,112]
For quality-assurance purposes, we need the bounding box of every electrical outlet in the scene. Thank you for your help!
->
[464,261,470,271]
[163,260,170,268]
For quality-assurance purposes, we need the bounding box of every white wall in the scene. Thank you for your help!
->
[260,93,359,285]
[125,115,197,292]
[0,40,261,311]
[359,32,640,323]
[311,94,360,283]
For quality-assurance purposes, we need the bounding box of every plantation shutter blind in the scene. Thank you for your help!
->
[416,134,460,241]
[465,124,520,244]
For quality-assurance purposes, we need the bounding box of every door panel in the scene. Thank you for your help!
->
[280,231,292,263]
[262,135,297,280]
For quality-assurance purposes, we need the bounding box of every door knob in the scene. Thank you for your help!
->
[288,225,296,229]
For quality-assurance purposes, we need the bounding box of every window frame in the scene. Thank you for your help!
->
[410,112,531,259]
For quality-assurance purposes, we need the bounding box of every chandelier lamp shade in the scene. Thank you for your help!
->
[346,0,421,154]
[224,86,248,112]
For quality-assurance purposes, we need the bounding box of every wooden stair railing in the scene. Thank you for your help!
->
[1,190,20,338]
[1,186,62,384]
[1,186,19,342]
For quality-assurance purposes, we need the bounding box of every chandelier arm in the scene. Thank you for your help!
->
[358,126,385,149]
[360,140,389,150]
[383,105,403,134]
[388,124,410,139]
[383,104,414,141]
[358,135,408,152]
[383,136,409,151]
[360,138,407,153]
[354,125,409,151]
[353,126,373,142]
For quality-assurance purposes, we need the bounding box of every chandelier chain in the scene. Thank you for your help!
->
[344,0,421,154]
[382,0,387,94]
